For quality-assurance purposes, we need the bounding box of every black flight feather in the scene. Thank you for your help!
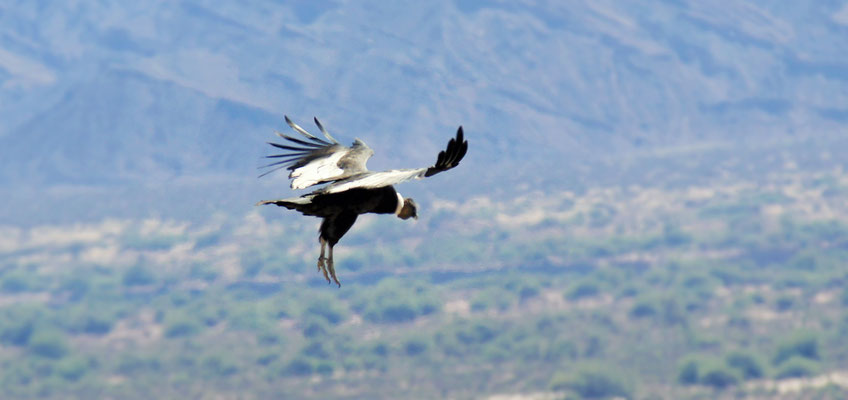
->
[313,117,339,143]
[274,133,324,148]
[267,142,313,152]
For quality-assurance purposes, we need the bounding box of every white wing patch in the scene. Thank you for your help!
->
[394,191,404,216]
[323,169,425,194]
[290,151,347,189]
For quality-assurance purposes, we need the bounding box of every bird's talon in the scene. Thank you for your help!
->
[328,259,340,288]
[317,257,330,283]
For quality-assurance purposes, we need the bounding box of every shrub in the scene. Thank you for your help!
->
[663,224,693,246]
[1,319,36,346]
[163,314,202,338]
[87,315,115,335]
[116,354,161,374]
[58,276,90,301]
[549,364,631,399]
[629,299,657,319]
[773,332,819,365]
[315,361,334,376]
[774,295,795,312]
[455,321,499,346]
[617,285,639,298]
[366,302,417,323]
[28,331,69,359]
[677,357,700,385]
[256,352,278,366]
[699,365,739,389]
[402,337,429,356]
[239,253,264,277]
[189,263,219,282]
[661,298,687,326]
[303,298,347,325]
[566,280,600,301]
[546,339,579,361]
[788,253,817,271]
[187,300,227,327]
[358,280,440,324]
[227,304,274,332]
[583,335,604,358]
[202,354,239,377]
[368,341,390,357]
[257,330,283,346]
[122,265,156,286]
[301,317,330,337]
[124,234,183,251]
[681,273,713,291]
[471,288,514,312]
[55,356,90,381]
[282,357,313,376]
[1,271,33,293]
[67,309,115,335]
[360,354,388,372]
[517,282,541,301]
[483,338,511,362]
[774,357,819,379]
[725,351,765,380]
[588,205,616,228]
[194,230,223,249]
[300,341,330,360]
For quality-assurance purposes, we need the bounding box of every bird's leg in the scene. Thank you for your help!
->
[327,245,340,287]
[317,238,330,284]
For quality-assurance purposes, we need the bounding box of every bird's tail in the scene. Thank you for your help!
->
[255,195,321,215]
[255,195,313,208]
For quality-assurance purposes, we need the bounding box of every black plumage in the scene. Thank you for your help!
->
[256,116,467,286]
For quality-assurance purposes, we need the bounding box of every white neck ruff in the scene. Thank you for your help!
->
[395,191,404,216]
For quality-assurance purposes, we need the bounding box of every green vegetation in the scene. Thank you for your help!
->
[773,332,820,365]
[774,357,819,379]
[549,364,631,399]
[1,169,848,399]
[27,331,69,359]
[352,279,440,323]
[565,279,601,301]
[725,351,765,380]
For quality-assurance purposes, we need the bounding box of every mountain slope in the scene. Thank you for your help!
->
[1,0,847,188]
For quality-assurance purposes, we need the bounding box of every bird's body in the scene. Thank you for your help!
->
[257,116,466,286]
[260,185,405,244]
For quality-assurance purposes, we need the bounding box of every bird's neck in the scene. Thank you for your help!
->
[394,191,404,216]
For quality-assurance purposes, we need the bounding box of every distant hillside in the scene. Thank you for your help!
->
[2,0,848,189]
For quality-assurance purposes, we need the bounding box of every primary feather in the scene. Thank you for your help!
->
[260,116,373,188]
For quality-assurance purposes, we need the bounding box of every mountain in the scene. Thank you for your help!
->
[2,0,848,219]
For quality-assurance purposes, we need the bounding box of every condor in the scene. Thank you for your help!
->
[257,116,468,286]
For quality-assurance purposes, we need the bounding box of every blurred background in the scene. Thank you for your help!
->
[2,1,848,398]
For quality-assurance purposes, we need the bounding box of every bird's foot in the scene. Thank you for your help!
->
[317,256,330,284]
[327,258,340,288]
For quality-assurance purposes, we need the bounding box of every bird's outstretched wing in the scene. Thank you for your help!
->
[260,116,374,190]
[317,126,467,194]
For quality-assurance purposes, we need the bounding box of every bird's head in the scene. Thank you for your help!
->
[397,197,418,220]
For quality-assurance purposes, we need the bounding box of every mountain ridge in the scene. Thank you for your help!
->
[2,0,847,189]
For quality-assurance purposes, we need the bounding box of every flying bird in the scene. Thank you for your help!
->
[256,116,468,286]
